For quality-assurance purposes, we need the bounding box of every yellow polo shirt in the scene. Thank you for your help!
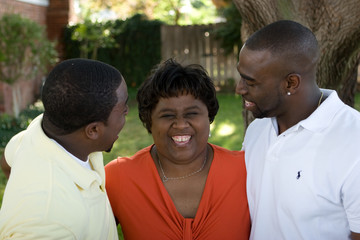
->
[0,115,118,240]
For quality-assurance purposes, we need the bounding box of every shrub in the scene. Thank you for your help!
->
[64,14,162,87]
[71,19,119,60]
[0,14,58,84]
[213,2,242,56]
[0,101,44,149]
[0,14,58,116]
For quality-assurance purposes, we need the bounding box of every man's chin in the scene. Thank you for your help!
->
[254,114,266,119]
[251,109,268,119]
[105,145,113,153]
[250,111,262,119]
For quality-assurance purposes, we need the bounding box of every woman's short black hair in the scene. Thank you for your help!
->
[137,58,219,133]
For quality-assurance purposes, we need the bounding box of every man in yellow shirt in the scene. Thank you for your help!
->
[0,58,129,239]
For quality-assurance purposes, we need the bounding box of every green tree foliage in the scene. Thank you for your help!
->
[213,2,242,56]
[0,14,58,117]
[65,14,162,87]
[107,14,162,87]
[152,0,218,25]
[71,19,119,59]
[0,14,57,85]
[75,0,218,25]
[0,101,44,149]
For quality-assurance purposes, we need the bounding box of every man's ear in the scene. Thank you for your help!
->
[84,122,104,140]
[285,73,301,94]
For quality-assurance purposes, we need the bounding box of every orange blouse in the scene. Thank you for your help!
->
[105,144,250,240]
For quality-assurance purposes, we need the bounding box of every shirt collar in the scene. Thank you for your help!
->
[299,89,344,132]
[28,114,105,190]
[271,89,344,134]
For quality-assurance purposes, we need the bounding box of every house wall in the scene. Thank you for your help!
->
[0,0,47,25]
[0,0,71,115]
[47,0,73,59]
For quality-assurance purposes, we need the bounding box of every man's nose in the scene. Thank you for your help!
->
[235,78,248,95]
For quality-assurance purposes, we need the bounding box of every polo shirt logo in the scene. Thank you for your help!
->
[296,170,302,179]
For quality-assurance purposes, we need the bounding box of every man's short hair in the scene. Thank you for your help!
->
[41,58,123,134]
[245,20,319,60]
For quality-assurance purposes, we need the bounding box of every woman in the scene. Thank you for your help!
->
[105,59,250,239]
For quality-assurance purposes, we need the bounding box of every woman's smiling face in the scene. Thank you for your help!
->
[150,94,210,163]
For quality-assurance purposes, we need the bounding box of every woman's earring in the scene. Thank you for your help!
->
[287,92,291,96]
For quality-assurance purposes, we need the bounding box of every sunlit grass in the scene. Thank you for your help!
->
[207,93,244,151]
[214,122,236,136]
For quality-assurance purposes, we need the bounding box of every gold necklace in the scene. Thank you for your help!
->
[317,91,324,107]
[155,148,208,183]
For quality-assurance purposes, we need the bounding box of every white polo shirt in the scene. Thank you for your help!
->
[0,114,118,240]
[243,89,360,240]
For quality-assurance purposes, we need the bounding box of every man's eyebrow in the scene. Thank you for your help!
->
[240,73,255,81]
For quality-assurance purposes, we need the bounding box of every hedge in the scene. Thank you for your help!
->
[64,14,162,87]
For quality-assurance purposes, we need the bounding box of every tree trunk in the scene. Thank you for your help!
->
[233,0,360,128]
[11,85,22,118]
[338,59,359,106]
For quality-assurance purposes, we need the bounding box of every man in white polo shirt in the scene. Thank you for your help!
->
[0,58,128,239]
[236,20,360,240]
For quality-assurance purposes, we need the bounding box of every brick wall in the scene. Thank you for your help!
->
[0,78,43,115]
[0,0,71,116]
[0,0,47,25]
[0,0,72,58]
[47,0,72,59]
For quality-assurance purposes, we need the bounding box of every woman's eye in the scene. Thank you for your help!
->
[186,112,198,117]
[160,114,174,118]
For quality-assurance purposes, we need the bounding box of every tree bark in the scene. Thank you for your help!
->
[233,0,360,128]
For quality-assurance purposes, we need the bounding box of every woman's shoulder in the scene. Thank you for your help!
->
[210,143,244,158]
[209,144,246,182]
[105,145,153,170]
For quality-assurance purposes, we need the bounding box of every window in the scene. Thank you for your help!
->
[17,0,49,7]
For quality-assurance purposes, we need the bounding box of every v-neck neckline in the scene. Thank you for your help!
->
[148,144,216,222]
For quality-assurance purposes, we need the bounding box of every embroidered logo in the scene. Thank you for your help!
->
[296,170,302,179]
